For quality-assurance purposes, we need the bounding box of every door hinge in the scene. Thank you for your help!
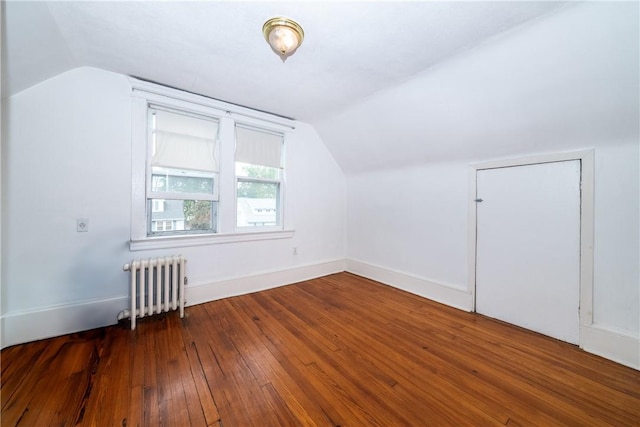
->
[474,198,484,203]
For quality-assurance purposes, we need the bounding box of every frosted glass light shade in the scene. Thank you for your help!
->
[263,17,304,62]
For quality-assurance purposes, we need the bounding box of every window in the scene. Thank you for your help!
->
[130,79,295,250]
[147,106,219,236]
[235,125,284,228]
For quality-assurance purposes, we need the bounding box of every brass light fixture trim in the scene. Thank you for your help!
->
[262,16,305,62]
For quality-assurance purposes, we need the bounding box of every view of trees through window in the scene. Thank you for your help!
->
[183,200,214,230]
[236,164,279,199]
[151,171,214,194]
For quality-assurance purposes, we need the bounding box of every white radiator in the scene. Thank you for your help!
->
[121,256,186,330]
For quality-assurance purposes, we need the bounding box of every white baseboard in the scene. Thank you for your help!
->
[1,259,346,349]
[186,259,347,306]
[4,258,636,372]
[1,316,5,349]
[0,296,128,349]
[346,259,473,311]
[580,324,640,370]
[347,259,639,370]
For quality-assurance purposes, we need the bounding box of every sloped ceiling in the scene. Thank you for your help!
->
[314,1,639,173]
[13,2,635,175]
[2,1,568,123]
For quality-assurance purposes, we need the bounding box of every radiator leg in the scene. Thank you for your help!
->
[130,261,137,330]
[179,257,186,319]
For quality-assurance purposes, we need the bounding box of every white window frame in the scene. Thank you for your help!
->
[234,124,285,232]
[147,105,220,237]
[129,79,295,251]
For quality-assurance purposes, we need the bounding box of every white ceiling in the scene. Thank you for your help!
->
[2,1,569,122]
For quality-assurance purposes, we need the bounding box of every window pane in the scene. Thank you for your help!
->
[152,167,214,194]
[237,181,279,227]
[148,199,217,235]
[235,162,279,179]
[152,174,167,192]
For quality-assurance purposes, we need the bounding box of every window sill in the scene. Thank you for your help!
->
[129,229,295,251]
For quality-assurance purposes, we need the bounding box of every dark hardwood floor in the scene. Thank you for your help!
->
[2,272,639,426]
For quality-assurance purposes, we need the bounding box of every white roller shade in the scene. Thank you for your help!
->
[235,126,283,169]
[152,108,218,172]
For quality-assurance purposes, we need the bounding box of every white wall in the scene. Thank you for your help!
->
[0,2,4,343]
[324,2,639,367]
[593,142,639,331]
[1,67,346,347]
[347,144,639,331]
[348,162,468,288]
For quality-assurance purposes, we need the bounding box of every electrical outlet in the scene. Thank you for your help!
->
[292,247,298,255]
[77,218,89,232]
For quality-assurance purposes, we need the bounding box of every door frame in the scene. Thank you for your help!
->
[467,149,594,346]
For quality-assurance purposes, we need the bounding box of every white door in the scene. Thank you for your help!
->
[475,160,581,344]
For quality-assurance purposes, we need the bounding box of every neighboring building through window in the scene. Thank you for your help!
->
[150,201,185,232]
[151,199,165,213]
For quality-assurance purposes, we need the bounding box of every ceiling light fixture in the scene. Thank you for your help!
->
[262,16,304,62]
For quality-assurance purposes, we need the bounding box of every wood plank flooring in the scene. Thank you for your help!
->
[2,272,639,426]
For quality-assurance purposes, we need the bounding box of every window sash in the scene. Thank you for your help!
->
[236,177,282,229]
[149,172,219,201]
[149,191,218,201]
[147,198,217,236]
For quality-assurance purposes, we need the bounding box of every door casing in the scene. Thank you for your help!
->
[468,149,594,347]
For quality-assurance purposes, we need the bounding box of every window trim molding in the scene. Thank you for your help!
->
[130,229,295,251]
[130,78,297,131]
